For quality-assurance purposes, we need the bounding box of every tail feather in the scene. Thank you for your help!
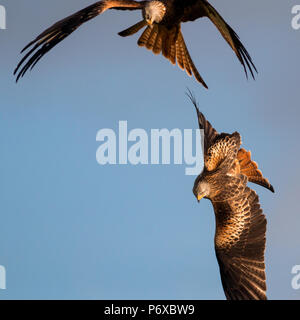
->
[169,41,176,65]
[137,25,208,88]
[176,40,184,70]
[162,31,173,60]
[138,26,152,47]
[238,148,274,193]
[146,25,158,50]
[153,30,163,54]
[177,32,208,88]
[178,35,192,76]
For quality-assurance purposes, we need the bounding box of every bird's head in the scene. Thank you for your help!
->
[144,8,154,25]
[193,179,210,203]
[143,1,166,25]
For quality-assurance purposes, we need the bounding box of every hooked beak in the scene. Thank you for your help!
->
[197,194,205,203]
[146,18,153,25]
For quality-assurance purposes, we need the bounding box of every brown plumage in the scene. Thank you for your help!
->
[14,0,257,87]
[237,149,274,192]
[188,92,274,300]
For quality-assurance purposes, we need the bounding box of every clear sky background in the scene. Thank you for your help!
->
[0,0,300,299]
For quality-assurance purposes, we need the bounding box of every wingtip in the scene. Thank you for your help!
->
[185,89,207,128]
[118,31,126,37]
[251,68,258,81]
[185,88,199,112]
[269,184,275,193]
[15,71,22,83]
[20,39,36,54]
[13,68,19,82]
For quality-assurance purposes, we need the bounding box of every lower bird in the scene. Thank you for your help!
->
[188,93,274,299]
[14,0,257,87]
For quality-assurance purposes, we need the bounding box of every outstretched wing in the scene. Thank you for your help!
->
[212,185,267,300]
[14,0,145,82]
[188,93,240,172]
[178,0,257,79]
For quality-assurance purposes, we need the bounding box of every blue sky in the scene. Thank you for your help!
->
[0,0,300,299]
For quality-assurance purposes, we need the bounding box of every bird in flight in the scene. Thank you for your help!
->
[188,93,274,299]
[14,0,257,87]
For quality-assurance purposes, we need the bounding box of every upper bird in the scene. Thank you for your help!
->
[14,0,257,87]
[188,93,274,299]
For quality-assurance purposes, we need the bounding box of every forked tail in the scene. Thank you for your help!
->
[135,24,208,88]
[237,148,274,192]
